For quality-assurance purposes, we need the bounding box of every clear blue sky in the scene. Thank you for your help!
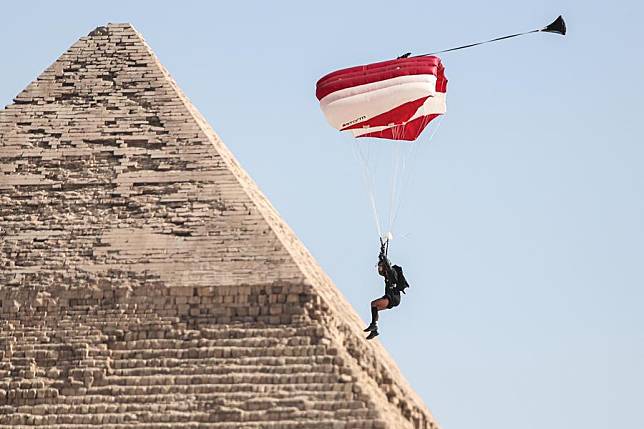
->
[2,1,642,428]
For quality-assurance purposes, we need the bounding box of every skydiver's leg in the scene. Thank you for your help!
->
[364,297,390,337]
[371,297,390,320]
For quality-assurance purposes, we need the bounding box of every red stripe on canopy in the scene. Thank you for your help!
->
[316,56,444,100]
[341,96,430,131]
[357,114,441,141]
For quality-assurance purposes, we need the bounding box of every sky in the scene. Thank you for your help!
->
[1,1,642,428]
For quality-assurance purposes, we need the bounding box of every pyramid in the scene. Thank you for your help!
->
[0,24,439,428]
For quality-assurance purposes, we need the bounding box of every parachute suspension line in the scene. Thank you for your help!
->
[387,126,404,237]
[388,124,406,237]
[389,116,444,231]
[353,140,383,238]
[383,122,414,238]
[389,140,416,239]
[361,143,383,238]
[366,142,385,238]
[390,118,430,232]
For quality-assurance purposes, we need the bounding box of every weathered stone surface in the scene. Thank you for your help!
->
[0,23,439,428]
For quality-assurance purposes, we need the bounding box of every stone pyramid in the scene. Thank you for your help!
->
[0,24,439,428]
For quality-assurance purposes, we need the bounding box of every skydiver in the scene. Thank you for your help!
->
[363,240,410,340]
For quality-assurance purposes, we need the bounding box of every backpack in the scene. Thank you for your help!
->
[392,265,410,294]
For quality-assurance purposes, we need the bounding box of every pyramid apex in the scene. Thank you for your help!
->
[87,23,136,37]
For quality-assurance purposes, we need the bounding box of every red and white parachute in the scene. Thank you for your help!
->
[316,56,447,141]
[315,15,564,251]
[315,56,448,241]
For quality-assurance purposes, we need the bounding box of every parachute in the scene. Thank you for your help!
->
[315,15,565,245]
[316,56,447,141]
[315,56,448,241]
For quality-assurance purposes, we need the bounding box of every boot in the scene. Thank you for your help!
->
[365,305,379,330]
[363,323,377,332]
[366,329,379,340]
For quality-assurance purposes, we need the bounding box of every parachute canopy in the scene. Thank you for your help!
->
[316,56,448,141]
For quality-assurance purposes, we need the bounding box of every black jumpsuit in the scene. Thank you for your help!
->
[381,260,401,309]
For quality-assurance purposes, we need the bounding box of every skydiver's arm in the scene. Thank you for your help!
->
[378,253,397,284]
